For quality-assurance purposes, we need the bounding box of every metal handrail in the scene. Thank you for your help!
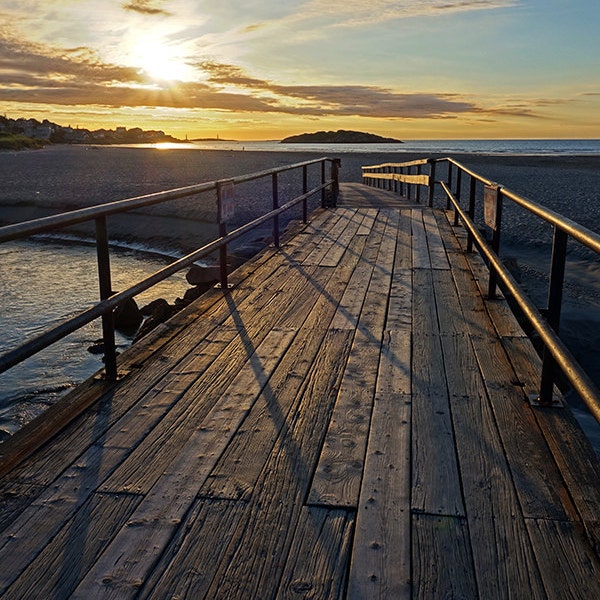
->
[0,157,340,381]
[362,156,600,424]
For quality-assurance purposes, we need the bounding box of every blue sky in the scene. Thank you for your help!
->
[1,0,598,139]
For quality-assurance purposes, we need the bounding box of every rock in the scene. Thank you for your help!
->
[183,284,213,303]
[140,298,171,316]
[87,339,104,354]
[186,265,221,285]
[114,297,143,333]
[134,299,178,342]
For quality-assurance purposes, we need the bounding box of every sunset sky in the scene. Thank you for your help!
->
[1,0,598,140]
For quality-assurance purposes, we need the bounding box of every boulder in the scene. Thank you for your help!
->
[134,299,178,342]
[114,297,143,333]
[186,264,221,286]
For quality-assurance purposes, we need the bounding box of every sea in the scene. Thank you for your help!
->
[135,138,600,155]
[1,139,599,447]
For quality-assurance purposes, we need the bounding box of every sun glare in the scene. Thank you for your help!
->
[130,36,194,82]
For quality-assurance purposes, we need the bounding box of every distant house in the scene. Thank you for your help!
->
[31,125,53,139]
[63,127,90,142]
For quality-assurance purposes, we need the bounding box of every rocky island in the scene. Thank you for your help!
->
[281,129,402,144]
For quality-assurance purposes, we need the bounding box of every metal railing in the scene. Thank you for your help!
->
[363,157,600,425]
[0,157,340,382]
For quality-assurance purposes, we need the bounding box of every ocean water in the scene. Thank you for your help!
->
[144,138,600,156]
[1,142,599,447]
[0,238,188,438]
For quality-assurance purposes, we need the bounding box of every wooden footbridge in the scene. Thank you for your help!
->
[1,159,600,598]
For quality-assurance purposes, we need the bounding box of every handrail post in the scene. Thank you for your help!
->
[331,159,340,207]
[95,216,118,381]
[447,162,453,210]
[427,159,436,207]
[216,180,234,291]
[302,165,308,222]
[272,172,280,247]
[416,164,422,203]
[487,189,503,299]
[538,228,568,404]
[467,175,477,252]
[454,167,462,226]
[321,161,326,206]
[400,167,405,197]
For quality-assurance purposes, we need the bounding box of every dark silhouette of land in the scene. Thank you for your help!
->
[281,129,402,143]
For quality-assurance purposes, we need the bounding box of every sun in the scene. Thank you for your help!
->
[129,35,194,82]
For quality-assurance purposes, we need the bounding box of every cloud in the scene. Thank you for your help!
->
[0,35,541,123]
[254,0,519,30]
[0,34,144,85]
[121,1,172,17]
[198,61,478,118]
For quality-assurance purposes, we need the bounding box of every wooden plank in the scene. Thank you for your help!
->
[348,252,411,597]
[319,209,363,267]
[0,444,131,595]
[203,330,354,599]
[356,208,377,236]
[0,481,45,533]
[73,328,296,599]
[282,210,340,264]
[438,331,546,596]
[422,209,450,270]
[329,211,388,330]
[394,210,412,269]
[277,507,354,600]
[526,518,600,599]
[308,213,396,508]
[303,209,354,266]
[411,210,430,270]
[412,267,464,517]
[349,385,411,598]
[2,492,141,599]
[412,514,477,599]
[137,499,247,599]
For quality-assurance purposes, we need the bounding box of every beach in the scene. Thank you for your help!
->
[1,145,599,442]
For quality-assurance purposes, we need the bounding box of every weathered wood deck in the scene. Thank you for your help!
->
[1,182,599,599]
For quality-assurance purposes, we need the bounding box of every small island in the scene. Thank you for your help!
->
[281,129,402,144]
